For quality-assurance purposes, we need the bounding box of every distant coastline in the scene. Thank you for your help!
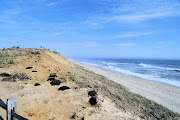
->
[72,58,180,88]
[77,62,180,114]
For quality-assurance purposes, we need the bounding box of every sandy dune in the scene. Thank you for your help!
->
[0,48,139,120]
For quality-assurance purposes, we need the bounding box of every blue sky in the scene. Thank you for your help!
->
[0,0,180,59]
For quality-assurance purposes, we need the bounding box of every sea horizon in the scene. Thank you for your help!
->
[72,58,180,88]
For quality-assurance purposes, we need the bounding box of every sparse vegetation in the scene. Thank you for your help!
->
[8,60,14,64]
[0,47,42,67]
[60,77,67,83]
[31,51,40,55]
[2,73,30,82]
[72,66,180,119]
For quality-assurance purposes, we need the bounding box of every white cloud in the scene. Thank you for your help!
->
[115,32,152,38]
[83,20,103,29]
[0,19,16,24]
[108,12,177,23]
[46,2,60,6]
[113,43,137,47]
[157,41,172,45]
[86,0,180,25]
[0,8,20,24]
[42,42,102,48]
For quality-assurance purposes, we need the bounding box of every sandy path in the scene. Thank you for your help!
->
[78,63,180,114]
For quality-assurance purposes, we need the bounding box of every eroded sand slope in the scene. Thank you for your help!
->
[0,48,139,120]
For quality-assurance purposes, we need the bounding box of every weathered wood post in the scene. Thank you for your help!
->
[7,98,17,120]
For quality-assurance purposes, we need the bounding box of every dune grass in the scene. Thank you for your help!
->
[72,65,180,120]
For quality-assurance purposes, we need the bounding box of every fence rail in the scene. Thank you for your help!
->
[0,98,28,120]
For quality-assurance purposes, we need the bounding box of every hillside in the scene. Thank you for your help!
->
[0,47,179,120]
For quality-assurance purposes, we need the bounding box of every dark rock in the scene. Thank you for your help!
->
[0,73,11,77]
[49,73,57,77]
[89,97,97,105]
[50,80,61,86]
[32,71,38,72]
[58,86,70,91]
[26,67,33,69]
[88,90,97,97]
[34,83,40,86]
[47,78,55,81]
[0,67,3,68]
[81,117,84,120]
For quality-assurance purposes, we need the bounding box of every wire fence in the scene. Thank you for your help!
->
[0,98,28,120]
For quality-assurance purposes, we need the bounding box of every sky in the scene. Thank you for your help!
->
[0,0,180,59]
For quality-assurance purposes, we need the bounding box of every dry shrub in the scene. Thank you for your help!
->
[2,73,30,82]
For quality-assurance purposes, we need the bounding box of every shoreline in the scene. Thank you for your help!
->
[77,63,180,114]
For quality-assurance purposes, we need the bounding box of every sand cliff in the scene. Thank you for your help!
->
[0,47,179,120]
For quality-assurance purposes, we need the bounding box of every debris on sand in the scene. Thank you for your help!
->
[0,73,11,77]
[58,86,70,91]
[34,83,41,86]
[26,66,33,69]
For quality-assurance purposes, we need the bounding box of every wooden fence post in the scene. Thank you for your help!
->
[7,98,17,120]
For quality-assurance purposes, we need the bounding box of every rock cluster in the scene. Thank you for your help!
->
[50,80,61,86]
[88,90,97,105]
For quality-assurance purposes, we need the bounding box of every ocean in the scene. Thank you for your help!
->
[73,58,180,88]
